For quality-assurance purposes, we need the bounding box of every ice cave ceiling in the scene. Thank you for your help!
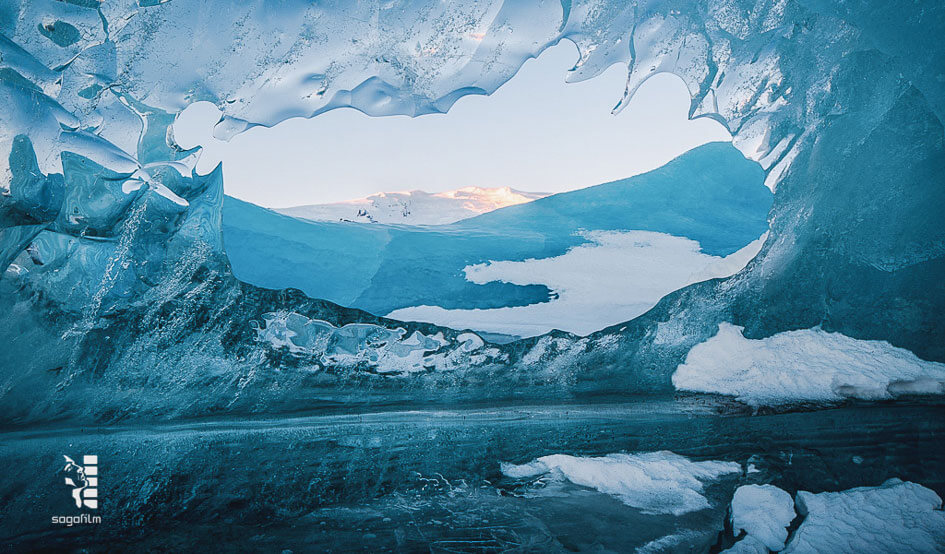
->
[0,0,943,422]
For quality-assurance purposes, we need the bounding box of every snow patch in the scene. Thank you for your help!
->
[500,451,740,516]
[672,323,945,406]
[784,479,945,553]
[730,484,795,551]
[388,231,766,338]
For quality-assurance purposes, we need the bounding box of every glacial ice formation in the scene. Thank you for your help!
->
[719,480,945,553]
[500,451,741,516]
[1,0,943,422]
[254,311,503,374]
[672,323,945,406]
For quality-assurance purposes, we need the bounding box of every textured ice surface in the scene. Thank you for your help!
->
[783,479,945,553]
[500,451,740,516]
[277,187,549,225]
[254,310,503,374]
[730,484,795,551]
[389,230,766,337]
[672,323,945,406]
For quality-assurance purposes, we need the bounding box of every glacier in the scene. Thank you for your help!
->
[223,141,771,330]
[2,0,944,550]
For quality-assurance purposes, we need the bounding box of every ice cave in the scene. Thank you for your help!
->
[1,0,943,551]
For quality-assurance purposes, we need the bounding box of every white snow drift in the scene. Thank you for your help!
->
[672,323,945,406]
[389,231,766,338]
[500,451,741,516]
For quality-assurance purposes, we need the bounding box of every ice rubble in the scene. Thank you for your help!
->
[729,484,795,551]
[783,479,945,553]
[254,311,503,374]
[672,323,945,406]
[500,451,740,516]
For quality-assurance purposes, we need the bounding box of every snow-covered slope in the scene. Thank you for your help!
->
[277,187,549,225]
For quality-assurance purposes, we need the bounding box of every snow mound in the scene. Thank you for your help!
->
[672,323,945,406]
[277,187,548,225]
[784,479,945,553]
[730,484,795,551]
[500,451,740,516]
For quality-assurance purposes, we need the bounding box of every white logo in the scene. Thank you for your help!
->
[62,455,98,509]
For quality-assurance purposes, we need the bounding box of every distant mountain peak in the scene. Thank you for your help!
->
[276,186,550,225]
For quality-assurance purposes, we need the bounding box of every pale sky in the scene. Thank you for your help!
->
[174,41,731,208]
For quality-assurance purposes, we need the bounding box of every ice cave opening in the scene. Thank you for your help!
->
[1,0,942,416]
[2,1,944,550]
[171,41,772,342]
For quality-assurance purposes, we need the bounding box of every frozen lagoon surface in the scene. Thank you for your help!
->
[3,399,944,552]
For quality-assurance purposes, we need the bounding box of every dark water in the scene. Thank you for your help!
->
[2,397,944,552]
